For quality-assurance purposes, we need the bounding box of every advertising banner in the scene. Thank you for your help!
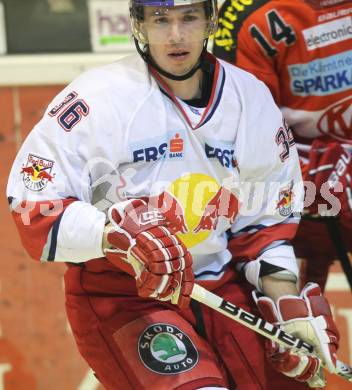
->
[89,0,134,52]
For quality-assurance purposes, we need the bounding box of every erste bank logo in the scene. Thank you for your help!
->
[205,139,236,168]
[133,132,185,162]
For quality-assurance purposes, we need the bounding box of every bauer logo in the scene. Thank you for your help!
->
[20,154,55,192]
[302,16,352,50]
[138,323,198,375]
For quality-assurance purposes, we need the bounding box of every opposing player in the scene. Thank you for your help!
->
[7,0,340,388]
[213,0,352,290]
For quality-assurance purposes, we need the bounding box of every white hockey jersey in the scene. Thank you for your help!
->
[7,53,303,287]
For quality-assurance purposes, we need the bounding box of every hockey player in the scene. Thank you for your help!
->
[213,0,352,290]
[7,0,339,388]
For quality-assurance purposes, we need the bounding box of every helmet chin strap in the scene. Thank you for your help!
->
[134,38,208,81]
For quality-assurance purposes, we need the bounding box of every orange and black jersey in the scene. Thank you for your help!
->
[213,0,352,144]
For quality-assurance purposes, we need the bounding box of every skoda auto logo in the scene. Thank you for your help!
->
[138,323,198,375]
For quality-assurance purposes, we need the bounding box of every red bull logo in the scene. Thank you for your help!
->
[146,173,239,248]
[193,187,238,233]
[276,185,294,217]
[21,154,55,192]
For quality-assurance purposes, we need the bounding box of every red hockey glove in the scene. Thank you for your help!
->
[304,139,352,227]
[104,199,194,308]
[253,283,340,387]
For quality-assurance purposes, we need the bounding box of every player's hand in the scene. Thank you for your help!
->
[303,139,352,227]
[103,199,194,308]
[253,283,340,388]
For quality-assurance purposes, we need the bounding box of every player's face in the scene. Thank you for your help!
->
[144,4,207,76]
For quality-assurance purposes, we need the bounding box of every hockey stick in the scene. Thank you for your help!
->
[127,255,352,381]
[191,283,352,383]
